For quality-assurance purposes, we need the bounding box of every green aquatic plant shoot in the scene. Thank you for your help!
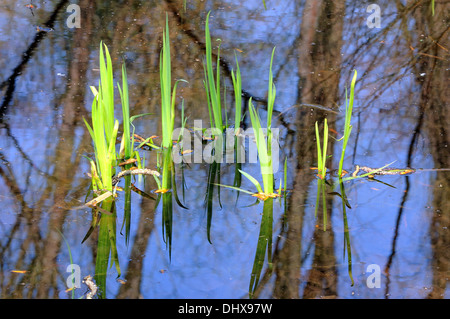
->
[204,11,225,134]
[315,118,329,180]
[266,47,276,132]
[160,14,185,150]
[159,14,177,258]
[158,12,187,192]
[202,11,227,242]
[247,48,277,295]
[231,53,242,135]
[247,47,277,195]
[247,48,277,296]
[118,63,131,160]
[248,99,273,194]
[337,70,357,178]
[217,47,278,201]
[117,62,136,246]
[157,14,188,259]
[314,118,329,231]
[230,53,245,198]
[83,43,119,192]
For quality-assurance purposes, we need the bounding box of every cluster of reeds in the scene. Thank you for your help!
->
[217,47,282,202]
[201,12,281,245]
[82,43,127,297]
[201,13,286,297]
[204,11,225,136]
[313,70,357,229]
[77,4,424,296]
[311,70,358,286]
[205,43,285,297]
[202,11,224,242]
[157,14,188,258]
[81,12,285,298]
[82,41,165,296]
[84,10,368,299]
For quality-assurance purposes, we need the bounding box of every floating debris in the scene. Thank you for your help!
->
[118,158,137,166]
[83,275,98,299]
[112,168,160,186]
[70,191,115,214]
[25,4,37,16]
[180,149,193,155]
[357,165,416,176]
[251,192,281,201]
[36,25,54,32]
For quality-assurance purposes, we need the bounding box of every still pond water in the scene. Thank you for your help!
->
[0,0,449,299]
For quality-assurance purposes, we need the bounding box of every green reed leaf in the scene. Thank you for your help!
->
[238,169,263,194]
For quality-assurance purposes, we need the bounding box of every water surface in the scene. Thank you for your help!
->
[0,0,449,299]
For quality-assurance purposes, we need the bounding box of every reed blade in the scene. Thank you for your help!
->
[238,169,263,194]
[204,11,224,133]
[248,100,273,193]
[338,70,357,177]
[231,54,242,134]
[118,62,131,159]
